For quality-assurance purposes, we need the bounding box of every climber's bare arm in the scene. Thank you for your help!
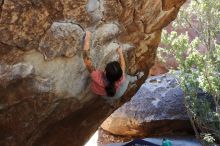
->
[83,31,95,73]
[117,48,126,73]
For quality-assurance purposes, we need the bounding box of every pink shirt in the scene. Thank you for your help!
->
[91,70,125,96]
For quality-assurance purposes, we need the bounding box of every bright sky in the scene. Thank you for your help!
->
[84,131,98,146]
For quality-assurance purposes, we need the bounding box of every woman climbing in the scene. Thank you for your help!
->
[82,31,126,97]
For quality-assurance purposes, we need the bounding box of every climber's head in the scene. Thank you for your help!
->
[105,61,123,97]
[105,61,122,82]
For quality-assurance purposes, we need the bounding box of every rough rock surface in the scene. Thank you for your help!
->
[101,73,193,137]
[0,0,186,146]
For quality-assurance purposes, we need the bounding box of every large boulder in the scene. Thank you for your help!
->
[101,73,193,137]
[0,0,186,146]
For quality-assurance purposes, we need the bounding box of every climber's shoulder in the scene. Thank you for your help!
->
[91,70,105,83]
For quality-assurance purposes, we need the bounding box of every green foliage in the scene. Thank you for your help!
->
[158,0,220,144]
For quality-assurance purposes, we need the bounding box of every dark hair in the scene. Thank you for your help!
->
[105,61,123,97]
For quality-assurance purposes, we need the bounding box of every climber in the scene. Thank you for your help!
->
[82,31,126,98]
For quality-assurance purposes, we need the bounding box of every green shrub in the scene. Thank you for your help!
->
[158,0,220,144]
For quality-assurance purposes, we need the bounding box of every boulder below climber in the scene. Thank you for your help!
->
[101,73,194,137]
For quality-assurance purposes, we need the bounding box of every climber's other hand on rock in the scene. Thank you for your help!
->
[85,31,91,39]
[84,31,91,51]
[116,47,123,55]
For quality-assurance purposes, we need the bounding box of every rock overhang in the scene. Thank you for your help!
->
[0,0,186,145]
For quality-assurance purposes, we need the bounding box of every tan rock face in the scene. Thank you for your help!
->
[0,0,185,146]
